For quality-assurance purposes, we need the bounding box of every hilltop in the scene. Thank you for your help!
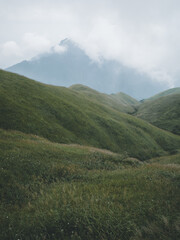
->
[0,70,180,160]
[135,92,180,135]
[147,87,180,101]
[69,84,139,113]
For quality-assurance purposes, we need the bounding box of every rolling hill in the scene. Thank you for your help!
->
[135,92,180,135]
[0,69,180,160]
[1,70,180,240]
[147,87,180,101]
[69,84,139,113]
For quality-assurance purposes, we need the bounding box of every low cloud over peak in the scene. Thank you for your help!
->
[0,0,180,88]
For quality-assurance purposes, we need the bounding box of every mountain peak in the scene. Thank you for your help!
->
[6,39,167,99]
[60,38,70,45]
[59,38,77,49]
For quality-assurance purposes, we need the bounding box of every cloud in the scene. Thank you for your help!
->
[53,44,67,54]
[22,33,51,53]
[2,41,22,57]
[0,41,22,68]
[0,0,180,88]
[0,33,51,67]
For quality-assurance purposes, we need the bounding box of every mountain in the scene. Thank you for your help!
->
[0,69,180,160]
[6,39,167,100]
[135,92,180,135]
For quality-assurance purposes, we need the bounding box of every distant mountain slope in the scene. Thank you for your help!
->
[110,92,139,106]
[6,39,166,100]
[69,84,139,113]
[135,93,180,135]
[147,87,180,101]
[0,70,180,160]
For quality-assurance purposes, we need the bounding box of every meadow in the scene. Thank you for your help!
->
[0,129,179,240]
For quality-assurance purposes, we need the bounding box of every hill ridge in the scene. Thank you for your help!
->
[135,92,180,135]
[0,69,180,160]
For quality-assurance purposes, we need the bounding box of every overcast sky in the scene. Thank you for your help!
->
[0,0,180,88]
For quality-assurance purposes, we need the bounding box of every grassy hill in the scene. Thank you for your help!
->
[69,84,139,113]
[135,93,180,135]
[148,151,180,165]
[1,70,180,160]
[110,91,139,105]
[147,87,180,101]
[0,128,179,240]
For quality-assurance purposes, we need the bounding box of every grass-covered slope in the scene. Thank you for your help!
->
[1,70,180,160]
[110,91,139,106]
[147,87,180,101]
[0,129,179,240]
[70,84,139,113]
[135,94,180,135]
[148,152,180,165]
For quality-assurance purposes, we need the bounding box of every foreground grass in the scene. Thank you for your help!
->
[0,129,180,240]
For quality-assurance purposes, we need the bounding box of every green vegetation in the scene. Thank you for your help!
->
[135,94,180,135]
[1,70,180,160]
[70,84,139,113]
[149,152,180,165]
[110,91,139,106]
[0,129,180,240]
[147,87,180,101]
[1,70,180,239]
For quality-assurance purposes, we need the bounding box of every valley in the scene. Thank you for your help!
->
[0,70,180,240]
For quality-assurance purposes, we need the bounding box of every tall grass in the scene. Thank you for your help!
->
[0,129,179,239]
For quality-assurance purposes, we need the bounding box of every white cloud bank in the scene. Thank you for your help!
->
[0,33,51,67]
[0,0,180,87]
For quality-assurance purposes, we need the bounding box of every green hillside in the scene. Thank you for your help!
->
[1,70,180,160]
[135,94,180,135]
[110,91,139,106]
[0,128,179,240]
[70,84,139,113]
[148,152,180,165]
[147,87,180,101]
